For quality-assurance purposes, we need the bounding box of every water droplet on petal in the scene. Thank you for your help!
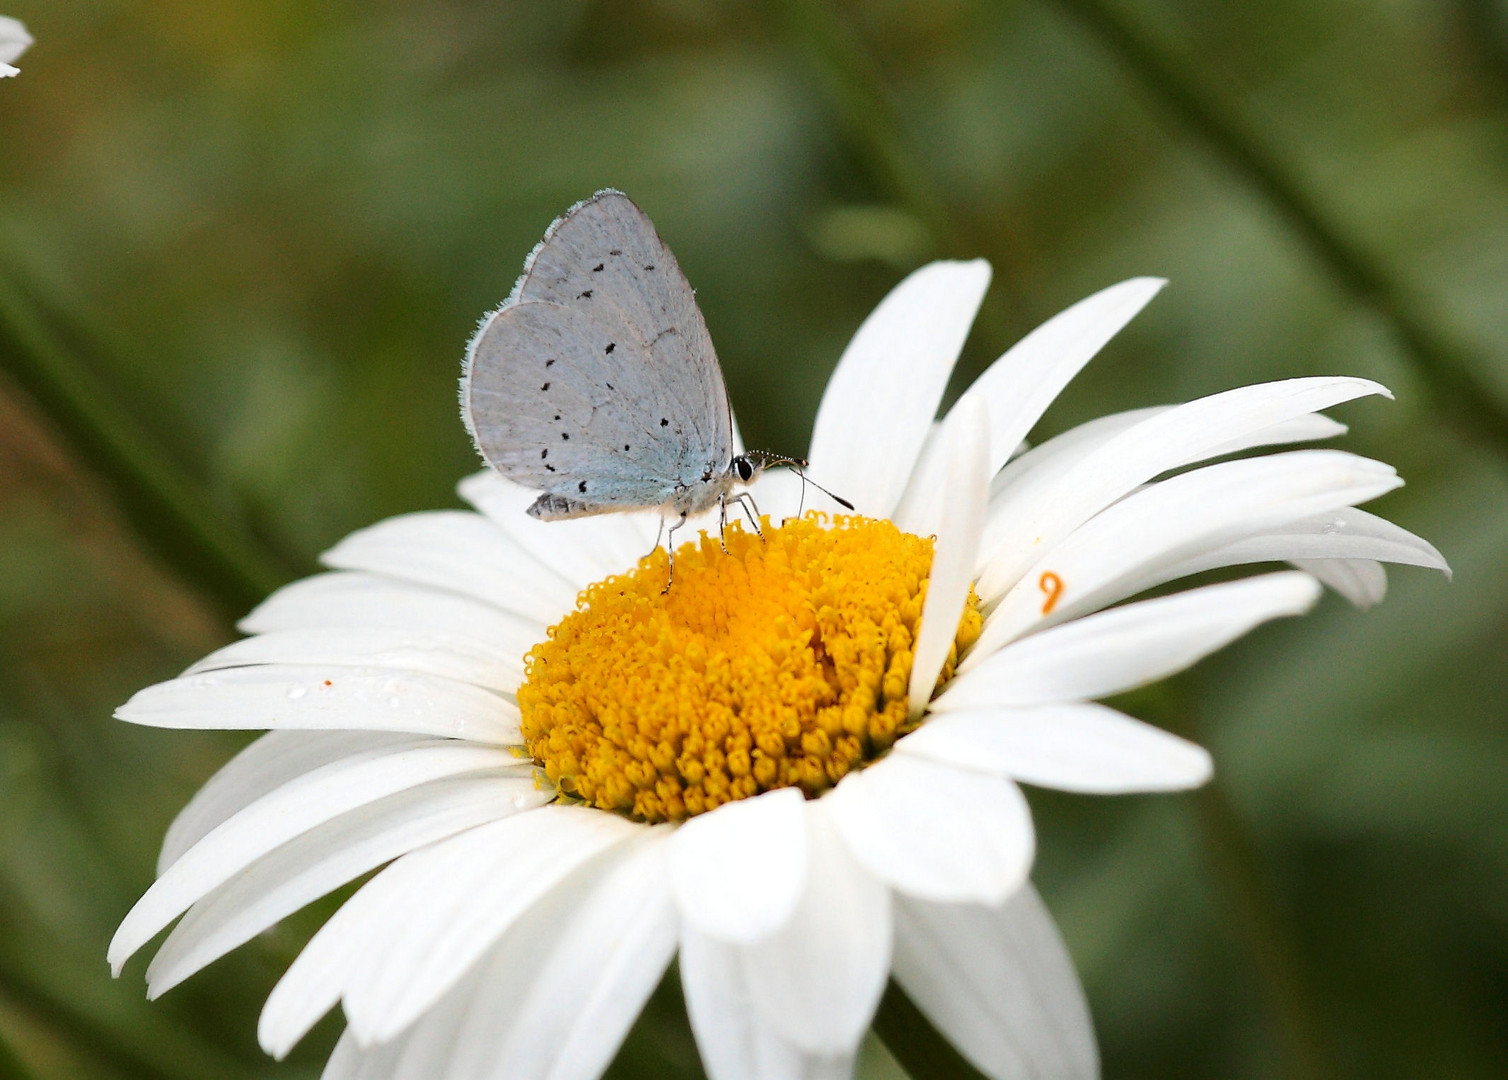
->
[287,685,308,700]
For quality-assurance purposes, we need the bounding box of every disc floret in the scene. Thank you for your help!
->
[517,513,982,822]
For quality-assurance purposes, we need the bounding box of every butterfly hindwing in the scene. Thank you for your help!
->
[464,191,734,514]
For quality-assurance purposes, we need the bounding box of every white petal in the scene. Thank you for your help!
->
[240,571,545,648]
[989,408,1343,513]
[1293,557,1387,608]
[186,627,526,694]
[974,376,1390,602]
[322,511,577,624]
[116,665,519,743]
[397,893,569,1078]
[0,17,31,66]
[381,837,655,1079]
[1204,412,1348,459]
[971,449,1401,656]
[459,470,659,587]
[738,806,891,1055]
[342,806,641,1044]
[893,885,1097,1080]
[261,851,415,1057]
[321,1031,366,1080]
[486,834,678,1080]
[939,572,1322,711]
[825,754,1033,903]
[903,396,990,717]
[1154,507,1449,589]
[147,775,549,997]
[158,730,412,875]
[988,407,1166,506]
[747,466,810,524]
[807,260,991,519]
[896,703,1212,794]
[980,408,1167,581]
[680,928,805,1080]
[258,808,620,1059]
[111,738,520,974]
[961,277,1165,476]
[668,787,808,945]
[385,962,481,1078]
[979,407,1345,579]
[888,420,944,531]
[798,1059,855,1080]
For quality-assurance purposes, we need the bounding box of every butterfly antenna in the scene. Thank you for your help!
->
[746,451,856,513]
[796,468,855,511]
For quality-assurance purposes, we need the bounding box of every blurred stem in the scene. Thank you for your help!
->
[0,272,297,621]
[1457,0,1508,104]
[0,963,263,1080]
[0,1035,38,1080]
[1049,0,1508,460]
[872,980,987,1080]
[1146,684,1334,1080]
[766,0,1032,353]
[768,0,953,241]
[604,964,707,1080]
[1189,785,1331,1080]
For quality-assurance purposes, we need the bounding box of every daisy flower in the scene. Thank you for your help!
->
[110,262,1446,1080]
[0,16,31,78]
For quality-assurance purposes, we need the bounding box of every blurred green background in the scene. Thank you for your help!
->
[0,1,1504,1078]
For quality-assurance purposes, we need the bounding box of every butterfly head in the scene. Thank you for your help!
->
[729,452,765,485]
[733,451,855,511]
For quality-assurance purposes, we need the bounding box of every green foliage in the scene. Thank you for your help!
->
[1,0,1504,1077]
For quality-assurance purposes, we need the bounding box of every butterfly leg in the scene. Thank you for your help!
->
[732,492,764,540]
[716,492,730,554]
[643,514,667,567]
[661,510,689,593]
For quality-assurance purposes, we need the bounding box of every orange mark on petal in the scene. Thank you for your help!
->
[1038,571,1064,615]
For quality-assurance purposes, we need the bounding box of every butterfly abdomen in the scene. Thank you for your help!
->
[527,493,598,520]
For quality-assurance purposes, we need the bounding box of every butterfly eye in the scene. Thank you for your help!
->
[733,456,755,482]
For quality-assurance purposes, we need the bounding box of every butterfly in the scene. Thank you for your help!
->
[462,190,846,569]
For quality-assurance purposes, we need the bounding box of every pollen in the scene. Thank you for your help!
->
[517,513,982,823]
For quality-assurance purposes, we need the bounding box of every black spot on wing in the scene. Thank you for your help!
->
[605,342,615,354]
[593,263,604,272]
[578,290,593,299]
[660,418,669,427]
[578,481,588,493]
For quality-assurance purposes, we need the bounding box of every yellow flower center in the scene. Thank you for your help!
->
[517,513,981,823]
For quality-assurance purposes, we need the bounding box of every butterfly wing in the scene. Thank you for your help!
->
[463,191,734,514]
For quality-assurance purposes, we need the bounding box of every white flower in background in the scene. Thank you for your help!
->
[0,17,31,78]
[110,263,1446,1080]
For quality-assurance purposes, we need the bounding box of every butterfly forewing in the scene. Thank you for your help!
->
[464,191,734,514]
[466,301,682,507]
